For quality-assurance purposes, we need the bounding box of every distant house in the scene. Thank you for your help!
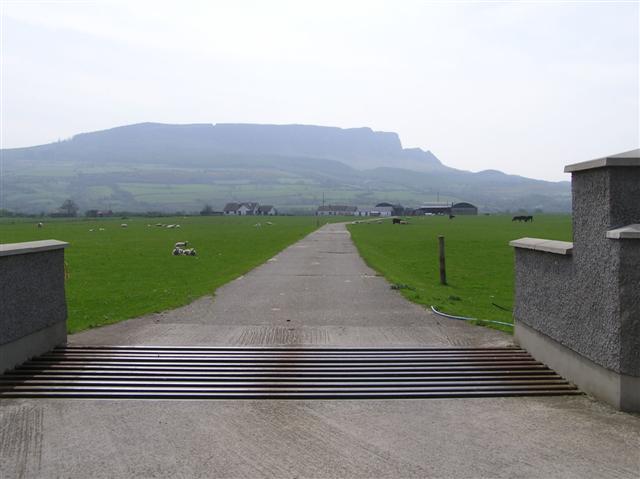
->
[223,202,260,216]
[316,205,358,216]
[415,203,452,215]
[451,202,478,215]
[242,202,260,215]
[257,205,277,216]
[223,203,241,215]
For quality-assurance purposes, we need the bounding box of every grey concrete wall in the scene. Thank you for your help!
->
[513,250,576,346]
[513,155,640,410]
[0,241,68,371]
[0,249,67,345]
[619,241,640,376]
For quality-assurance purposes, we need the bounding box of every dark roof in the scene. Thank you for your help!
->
[452,202,477,208]
[375,202,394,207]
[258,205,275,212]
[317,205,358,212]
[223,202,240,212]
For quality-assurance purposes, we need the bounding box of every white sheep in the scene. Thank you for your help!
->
[121,223,128,228]
[99,228,105,231]
[175,241,189,248]
[37,222,43,228]
[172,247,197,256]
[254,223,262,228]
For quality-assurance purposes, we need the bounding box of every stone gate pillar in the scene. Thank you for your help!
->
[510,149,640,411]
[0,239,69,372]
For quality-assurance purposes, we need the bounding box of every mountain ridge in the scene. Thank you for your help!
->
[1,122,570,213]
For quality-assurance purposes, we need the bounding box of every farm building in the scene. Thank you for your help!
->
[355,204,394,217]
[373,203,394,216]
[316,205,358,216]
[223,202,260,215]
[354,207,375,217]
[414,203,452,215]
[257,205,277,216]
[451,202,478,215]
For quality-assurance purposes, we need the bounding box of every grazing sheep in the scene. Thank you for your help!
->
[156,223,163,227]
[175,224,181,228]
[99,228,105,231]
[37,222,43,228]
[175,241,189,248]
[172,247,197,256]
[89,229,95,232]
[265,221,273,225]
[166,224,176,229]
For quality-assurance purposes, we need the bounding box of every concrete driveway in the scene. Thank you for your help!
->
[2,223,639,478]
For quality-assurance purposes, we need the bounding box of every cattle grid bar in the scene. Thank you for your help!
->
[0,346,580,399]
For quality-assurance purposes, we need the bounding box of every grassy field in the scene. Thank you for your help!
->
[348,215,572,331]
[0,216,340,333]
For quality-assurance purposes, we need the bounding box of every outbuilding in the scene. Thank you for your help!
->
[415,203,452,215]
[257,205,277,216]
[451,202,478,215]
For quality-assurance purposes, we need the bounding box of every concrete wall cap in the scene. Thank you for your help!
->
[606,224,640,240]
[509,237,573,255]
[0,239,69,257]
[564,149,640,173]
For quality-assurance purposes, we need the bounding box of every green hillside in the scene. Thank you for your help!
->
[1,123,571,214]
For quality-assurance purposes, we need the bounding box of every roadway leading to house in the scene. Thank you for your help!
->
[1,223,639,478]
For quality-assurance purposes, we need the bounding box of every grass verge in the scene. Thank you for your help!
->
[347,215,572,332]
[0,216,343,333]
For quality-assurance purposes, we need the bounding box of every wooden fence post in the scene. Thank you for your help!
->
[438,235,447,285]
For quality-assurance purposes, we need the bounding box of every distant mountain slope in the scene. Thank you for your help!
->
[1,122,570,213]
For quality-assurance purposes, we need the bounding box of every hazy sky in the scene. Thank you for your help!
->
[1,0,638,181]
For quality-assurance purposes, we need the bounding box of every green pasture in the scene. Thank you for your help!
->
[348,215,572,331]
[0,216,339,333]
